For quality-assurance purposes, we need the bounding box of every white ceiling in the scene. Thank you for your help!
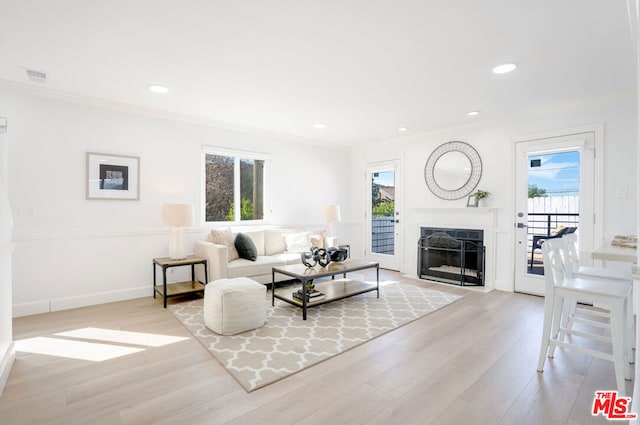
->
[0,0,636,146]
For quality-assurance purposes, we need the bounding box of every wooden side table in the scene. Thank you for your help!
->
[153,256,208,308]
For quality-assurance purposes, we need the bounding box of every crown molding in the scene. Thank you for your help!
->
[0,79,348,149]
[359,91,635,149]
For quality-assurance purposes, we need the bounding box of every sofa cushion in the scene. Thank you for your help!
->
[272,252,303,265]
[310,233,324,249]
[285,231,313,252]
[228,256,286,278]
[210,228,239,261]
[264,229,288,256]
[235,232,258,261]
[240,230,265,256]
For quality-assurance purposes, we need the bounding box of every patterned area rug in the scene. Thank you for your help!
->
[168,282,462,392]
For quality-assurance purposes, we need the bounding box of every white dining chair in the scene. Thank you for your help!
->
[564,233,633,281]
[558,233,634,361]
[537,238,632,396]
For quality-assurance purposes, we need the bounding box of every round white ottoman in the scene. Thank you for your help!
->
[203,277,266,335]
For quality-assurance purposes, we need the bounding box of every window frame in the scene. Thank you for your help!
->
[201,146,271,226]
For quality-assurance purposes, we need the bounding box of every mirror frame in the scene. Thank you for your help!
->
[424,141,482,200]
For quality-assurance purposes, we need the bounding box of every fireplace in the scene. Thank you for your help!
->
[418,227,485,286]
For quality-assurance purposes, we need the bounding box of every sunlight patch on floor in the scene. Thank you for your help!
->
[55,327,188,347]
[15,327,189,362]
[14,337,145,362]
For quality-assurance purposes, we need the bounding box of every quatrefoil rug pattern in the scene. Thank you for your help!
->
[168,282,462,392]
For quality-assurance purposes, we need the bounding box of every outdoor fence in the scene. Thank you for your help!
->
[527,195,579,251]
[371,213,395,255]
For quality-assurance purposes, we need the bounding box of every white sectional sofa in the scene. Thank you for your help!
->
[195,228,324,285]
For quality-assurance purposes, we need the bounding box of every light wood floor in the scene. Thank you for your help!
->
[0,270,632,425]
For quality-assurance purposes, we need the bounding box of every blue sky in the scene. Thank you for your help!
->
[372,171,395,187]
[528,151,580,196]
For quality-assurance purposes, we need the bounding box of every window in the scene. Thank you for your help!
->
[202,148,269,223]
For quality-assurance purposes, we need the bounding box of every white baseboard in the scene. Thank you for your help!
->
[13,286,150,317]
[0,343,15,397]
[50,286,150,312]
[12,301,50,317]
[493,279,512,292]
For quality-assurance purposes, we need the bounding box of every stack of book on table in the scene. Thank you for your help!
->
[292,289,326,301]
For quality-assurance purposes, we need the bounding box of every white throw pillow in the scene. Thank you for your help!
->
[265,229,288,255]
[285,232,313,253]
[210,228,239,261]
[310,233,324,249]
[241,230,265,256]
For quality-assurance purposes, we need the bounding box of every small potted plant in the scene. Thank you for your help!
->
[306,281,317,294]
[468,189,490,207]
[475,189,489,200]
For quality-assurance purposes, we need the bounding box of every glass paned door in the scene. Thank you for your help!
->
[514,132,595,295]
[366,160,402,270]
[371,170,395,255]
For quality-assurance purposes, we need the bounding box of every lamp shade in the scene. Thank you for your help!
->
[324,205,342,222]
[162,203,193,227]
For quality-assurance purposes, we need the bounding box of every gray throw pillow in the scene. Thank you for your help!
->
[234,232,257,261]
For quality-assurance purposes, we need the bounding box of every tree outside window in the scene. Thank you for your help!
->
[204,153,265,222]
[371,177,395,216]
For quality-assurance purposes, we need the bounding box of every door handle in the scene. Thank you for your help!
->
[516,223,527,228]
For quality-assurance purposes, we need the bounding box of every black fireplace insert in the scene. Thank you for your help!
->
[417,227,485,286]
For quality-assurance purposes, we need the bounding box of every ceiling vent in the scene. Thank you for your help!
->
[25,68,47,82]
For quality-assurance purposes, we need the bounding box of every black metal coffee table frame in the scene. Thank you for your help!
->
[271,259,380,320]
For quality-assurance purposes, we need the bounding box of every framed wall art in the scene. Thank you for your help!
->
[86,152,140,200]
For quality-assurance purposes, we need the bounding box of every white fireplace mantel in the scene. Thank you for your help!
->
[408,207,497,229]
[410,207,497,213]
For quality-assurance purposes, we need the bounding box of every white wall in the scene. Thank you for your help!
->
[3,83,636,314]
[351,97,637,292]
[0,108,14,394]
[2,85,352,316]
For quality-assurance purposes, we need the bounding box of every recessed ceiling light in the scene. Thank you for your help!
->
[467,111,480,116]
[398,127,408,132]
[492,63,517,74]
[313,123,327,129]
[149,85,169,94]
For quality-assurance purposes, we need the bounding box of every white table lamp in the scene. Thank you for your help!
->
[162,203,193,260]
[324,205,341,247]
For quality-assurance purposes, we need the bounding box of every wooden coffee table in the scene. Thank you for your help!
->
[271,259,379,320]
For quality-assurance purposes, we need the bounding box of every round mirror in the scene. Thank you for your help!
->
[433,151,472,190]
[424,141,482,200]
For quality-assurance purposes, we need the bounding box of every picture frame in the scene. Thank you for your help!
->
[86,152,140,200]
[466,194,478,207]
